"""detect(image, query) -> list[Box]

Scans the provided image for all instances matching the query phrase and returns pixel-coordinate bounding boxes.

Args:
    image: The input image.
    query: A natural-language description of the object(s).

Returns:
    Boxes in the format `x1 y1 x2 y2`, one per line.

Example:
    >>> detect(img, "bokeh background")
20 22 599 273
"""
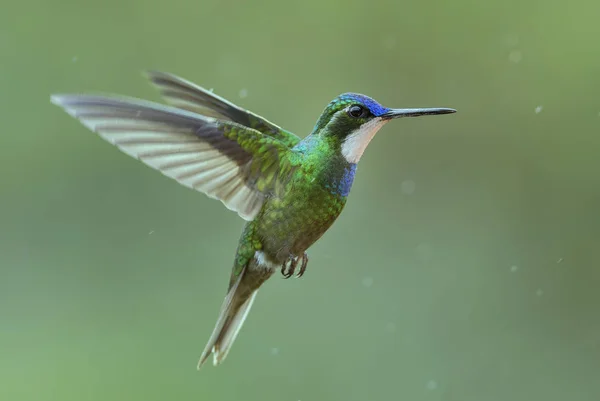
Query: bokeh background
2 0 600 400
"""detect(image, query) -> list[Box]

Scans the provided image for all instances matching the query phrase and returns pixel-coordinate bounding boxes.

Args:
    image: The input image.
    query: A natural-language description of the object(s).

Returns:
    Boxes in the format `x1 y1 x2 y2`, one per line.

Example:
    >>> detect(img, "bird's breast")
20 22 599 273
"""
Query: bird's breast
256 176 348 261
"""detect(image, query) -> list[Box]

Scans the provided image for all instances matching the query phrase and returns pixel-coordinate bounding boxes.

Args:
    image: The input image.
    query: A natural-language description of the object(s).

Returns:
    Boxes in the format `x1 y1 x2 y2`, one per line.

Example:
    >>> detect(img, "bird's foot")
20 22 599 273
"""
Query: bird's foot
297 252 308 278
281 253 308 279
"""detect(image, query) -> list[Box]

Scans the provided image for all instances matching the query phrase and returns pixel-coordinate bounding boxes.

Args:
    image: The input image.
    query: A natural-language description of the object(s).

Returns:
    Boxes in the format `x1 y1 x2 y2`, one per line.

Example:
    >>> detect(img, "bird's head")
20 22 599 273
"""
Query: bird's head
312 93 455 163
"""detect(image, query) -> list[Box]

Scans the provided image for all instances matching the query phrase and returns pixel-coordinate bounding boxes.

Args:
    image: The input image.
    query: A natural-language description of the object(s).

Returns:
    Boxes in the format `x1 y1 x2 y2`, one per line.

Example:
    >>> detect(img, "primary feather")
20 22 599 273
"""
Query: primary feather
50 93 294 220
145 71 301 148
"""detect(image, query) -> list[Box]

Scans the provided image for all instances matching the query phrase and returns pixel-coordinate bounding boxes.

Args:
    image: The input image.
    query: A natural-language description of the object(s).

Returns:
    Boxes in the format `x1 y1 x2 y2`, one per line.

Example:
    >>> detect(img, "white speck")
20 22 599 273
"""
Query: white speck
361 276 374 288
385 322 396 333
148 230 154 235
535 106 543 114
426 380 438 390
383 36 396 49
536 288 544 297
270 347 279 356
510 265 519 272
72 56 78 63
401 180 416 195
509 50 522 63
238 88 248 98
557 258 563 264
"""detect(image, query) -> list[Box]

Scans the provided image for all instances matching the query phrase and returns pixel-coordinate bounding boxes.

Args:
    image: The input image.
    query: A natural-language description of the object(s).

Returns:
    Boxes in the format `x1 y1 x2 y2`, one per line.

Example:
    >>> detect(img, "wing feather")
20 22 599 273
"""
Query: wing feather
145 71 302 148
51 94 295 220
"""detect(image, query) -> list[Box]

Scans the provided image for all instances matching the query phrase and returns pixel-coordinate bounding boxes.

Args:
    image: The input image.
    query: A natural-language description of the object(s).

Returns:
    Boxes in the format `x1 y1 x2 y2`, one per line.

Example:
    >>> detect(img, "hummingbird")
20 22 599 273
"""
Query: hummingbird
50 71 455 368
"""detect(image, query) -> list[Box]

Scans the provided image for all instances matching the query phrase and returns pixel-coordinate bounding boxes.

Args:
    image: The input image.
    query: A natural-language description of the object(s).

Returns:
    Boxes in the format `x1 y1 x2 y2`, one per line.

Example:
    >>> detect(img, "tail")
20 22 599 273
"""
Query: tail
197 265 261 368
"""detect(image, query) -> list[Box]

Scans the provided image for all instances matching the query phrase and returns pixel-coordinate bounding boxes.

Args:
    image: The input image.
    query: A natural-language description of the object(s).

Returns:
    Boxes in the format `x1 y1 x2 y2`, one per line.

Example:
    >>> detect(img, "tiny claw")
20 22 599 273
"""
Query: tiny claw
281 256 298 279
281 262 291 278
296 253 308 278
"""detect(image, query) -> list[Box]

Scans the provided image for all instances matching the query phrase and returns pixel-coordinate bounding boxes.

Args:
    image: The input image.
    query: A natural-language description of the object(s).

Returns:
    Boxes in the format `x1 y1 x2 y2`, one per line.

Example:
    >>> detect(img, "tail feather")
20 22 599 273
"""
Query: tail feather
212 291 258 365
197 266 259 368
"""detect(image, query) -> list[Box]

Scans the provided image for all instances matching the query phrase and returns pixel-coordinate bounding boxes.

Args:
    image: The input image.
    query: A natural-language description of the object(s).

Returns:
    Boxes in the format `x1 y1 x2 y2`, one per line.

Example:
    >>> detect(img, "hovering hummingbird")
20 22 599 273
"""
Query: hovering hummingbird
51 71 455 368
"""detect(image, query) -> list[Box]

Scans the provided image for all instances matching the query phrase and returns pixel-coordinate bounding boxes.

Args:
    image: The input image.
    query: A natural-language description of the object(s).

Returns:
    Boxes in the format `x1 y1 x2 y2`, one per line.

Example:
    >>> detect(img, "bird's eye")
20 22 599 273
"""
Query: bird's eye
347 105 367 118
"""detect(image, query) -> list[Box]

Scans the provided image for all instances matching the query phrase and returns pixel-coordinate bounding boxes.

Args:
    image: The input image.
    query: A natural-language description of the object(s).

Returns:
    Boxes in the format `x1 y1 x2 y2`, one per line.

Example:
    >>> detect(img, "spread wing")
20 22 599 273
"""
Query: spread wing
51 94 298 221
145 71 301 148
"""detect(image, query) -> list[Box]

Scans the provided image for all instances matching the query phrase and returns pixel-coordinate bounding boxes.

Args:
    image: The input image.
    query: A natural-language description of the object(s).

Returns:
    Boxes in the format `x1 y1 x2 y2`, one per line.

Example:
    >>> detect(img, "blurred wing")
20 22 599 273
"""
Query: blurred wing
145 71 301 148
51 94 296 221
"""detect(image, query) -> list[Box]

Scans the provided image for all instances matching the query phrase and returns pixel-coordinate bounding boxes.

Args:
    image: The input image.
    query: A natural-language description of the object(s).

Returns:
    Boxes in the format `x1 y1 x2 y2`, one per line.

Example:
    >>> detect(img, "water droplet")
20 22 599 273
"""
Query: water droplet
270 347 279 355
510 265 519 272
361 276 374 288
72 56 78 63
557 258 563 264
208 88 214 93
238 88 248 98
509 50 522 63
536 289 543 297
401 180 416 195
148 230 155 235
535 106 543 114
426 380 438 390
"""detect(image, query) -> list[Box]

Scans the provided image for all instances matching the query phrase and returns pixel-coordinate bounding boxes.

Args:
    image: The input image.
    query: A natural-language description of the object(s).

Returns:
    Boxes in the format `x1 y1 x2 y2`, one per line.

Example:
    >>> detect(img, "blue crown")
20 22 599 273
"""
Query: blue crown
338 93 390 117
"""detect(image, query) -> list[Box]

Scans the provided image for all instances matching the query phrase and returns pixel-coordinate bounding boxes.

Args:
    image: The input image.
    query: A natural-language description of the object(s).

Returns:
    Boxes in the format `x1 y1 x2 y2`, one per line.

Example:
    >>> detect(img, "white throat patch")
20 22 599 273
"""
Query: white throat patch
341 118 387 163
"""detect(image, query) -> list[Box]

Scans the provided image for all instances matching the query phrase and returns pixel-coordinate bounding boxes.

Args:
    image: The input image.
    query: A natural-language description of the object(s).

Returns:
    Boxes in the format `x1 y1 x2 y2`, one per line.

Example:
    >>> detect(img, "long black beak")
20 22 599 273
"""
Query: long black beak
380 107 456 120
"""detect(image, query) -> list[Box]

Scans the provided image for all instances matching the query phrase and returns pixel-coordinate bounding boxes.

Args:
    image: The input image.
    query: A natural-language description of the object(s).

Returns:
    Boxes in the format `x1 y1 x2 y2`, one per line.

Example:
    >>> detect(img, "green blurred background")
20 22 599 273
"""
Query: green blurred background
2 0 600 400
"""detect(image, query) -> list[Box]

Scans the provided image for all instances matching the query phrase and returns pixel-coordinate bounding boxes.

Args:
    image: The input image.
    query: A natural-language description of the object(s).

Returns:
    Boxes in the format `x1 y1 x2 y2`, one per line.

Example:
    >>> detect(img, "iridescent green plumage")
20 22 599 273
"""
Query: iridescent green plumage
51 71 455 369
